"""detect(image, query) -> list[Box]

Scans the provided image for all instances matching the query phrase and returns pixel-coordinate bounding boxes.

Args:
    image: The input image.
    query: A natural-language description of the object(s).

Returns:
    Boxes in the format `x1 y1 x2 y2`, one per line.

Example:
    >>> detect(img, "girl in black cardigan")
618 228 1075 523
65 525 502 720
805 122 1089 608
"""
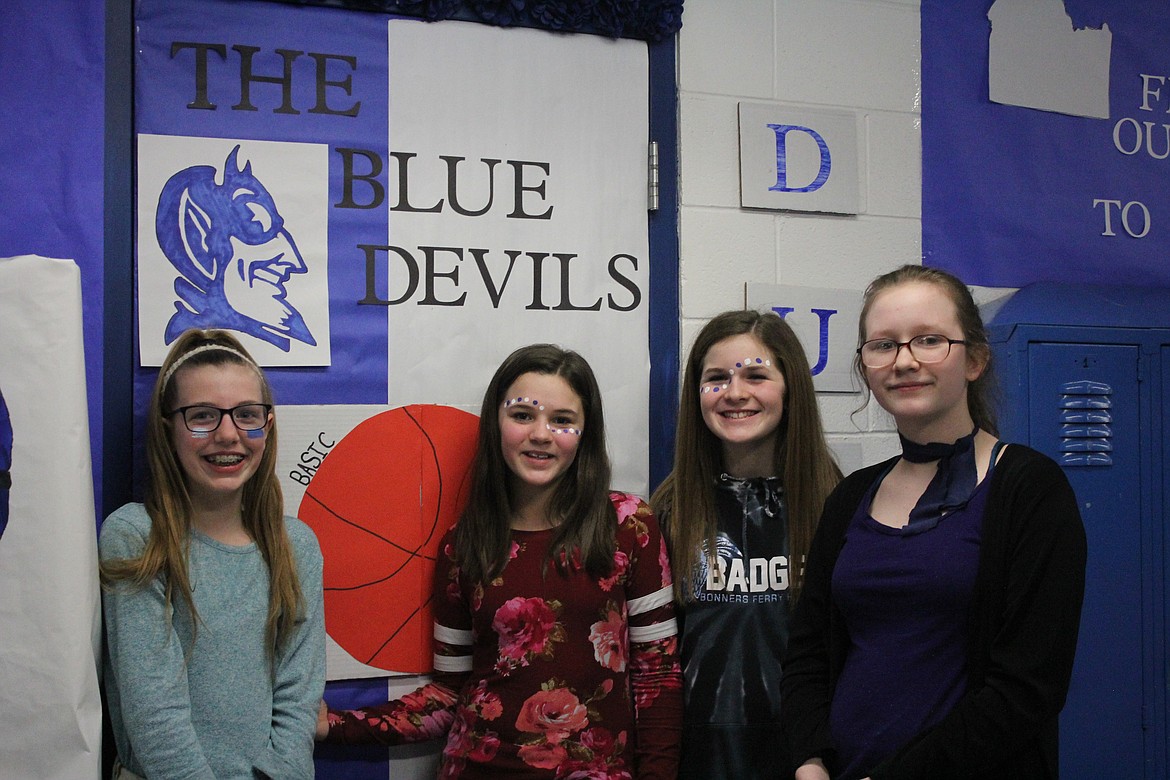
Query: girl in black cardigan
782 265 1086 779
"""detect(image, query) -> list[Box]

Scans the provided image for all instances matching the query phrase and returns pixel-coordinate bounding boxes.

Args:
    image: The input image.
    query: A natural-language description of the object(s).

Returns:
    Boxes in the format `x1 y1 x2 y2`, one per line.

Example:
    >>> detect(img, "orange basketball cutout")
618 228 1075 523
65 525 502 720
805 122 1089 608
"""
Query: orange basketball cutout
299 405 479 674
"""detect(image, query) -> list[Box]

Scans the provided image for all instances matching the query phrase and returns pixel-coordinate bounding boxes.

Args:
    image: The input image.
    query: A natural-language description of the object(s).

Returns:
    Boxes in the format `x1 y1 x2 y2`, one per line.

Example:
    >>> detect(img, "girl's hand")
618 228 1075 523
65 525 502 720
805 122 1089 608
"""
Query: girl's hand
315 700 329 741
795 758 830 780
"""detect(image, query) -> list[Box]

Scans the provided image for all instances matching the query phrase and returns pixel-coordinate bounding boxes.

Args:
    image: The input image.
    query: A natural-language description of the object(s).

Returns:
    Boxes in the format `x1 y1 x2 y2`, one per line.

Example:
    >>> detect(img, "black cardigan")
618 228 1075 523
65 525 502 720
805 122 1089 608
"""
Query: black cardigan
781 445 1087 779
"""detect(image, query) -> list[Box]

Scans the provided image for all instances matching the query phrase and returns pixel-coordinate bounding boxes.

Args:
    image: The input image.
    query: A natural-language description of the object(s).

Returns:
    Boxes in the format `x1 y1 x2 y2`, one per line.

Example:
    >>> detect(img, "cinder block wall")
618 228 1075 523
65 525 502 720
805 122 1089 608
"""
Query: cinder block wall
676 0 924 470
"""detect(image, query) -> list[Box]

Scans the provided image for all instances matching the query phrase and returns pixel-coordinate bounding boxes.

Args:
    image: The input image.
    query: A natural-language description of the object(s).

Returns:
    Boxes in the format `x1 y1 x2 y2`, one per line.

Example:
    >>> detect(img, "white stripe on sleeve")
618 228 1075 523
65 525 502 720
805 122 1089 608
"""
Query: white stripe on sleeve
433 653 473 673
434 623 473 646
628 584 673 617
629 617 678 644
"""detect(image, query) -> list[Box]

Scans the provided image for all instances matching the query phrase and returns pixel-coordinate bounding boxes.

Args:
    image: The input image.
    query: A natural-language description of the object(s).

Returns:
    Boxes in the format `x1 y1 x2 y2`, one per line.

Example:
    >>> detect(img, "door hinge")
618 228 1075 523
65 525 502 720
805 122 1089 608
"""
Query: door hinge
648 140 659 212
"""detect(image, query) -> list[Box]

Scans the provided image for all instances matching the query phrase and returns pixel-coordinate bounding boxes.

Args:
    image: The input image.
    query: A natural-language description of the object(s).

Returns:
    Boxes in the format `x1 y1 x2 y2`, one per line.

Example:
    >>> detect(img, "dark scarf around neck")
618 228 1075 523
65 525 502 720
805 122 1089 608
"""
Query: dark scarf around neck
898 426 979 532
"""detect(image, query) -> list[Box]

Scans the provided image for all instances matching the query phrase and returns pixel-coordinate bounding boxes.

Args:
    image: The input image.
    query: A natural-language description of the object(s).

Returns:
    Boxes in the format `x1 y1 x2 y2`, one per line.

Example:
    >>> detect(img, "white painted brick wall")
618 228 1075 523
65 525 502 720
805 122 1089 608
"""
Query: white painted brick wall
677 0 924 468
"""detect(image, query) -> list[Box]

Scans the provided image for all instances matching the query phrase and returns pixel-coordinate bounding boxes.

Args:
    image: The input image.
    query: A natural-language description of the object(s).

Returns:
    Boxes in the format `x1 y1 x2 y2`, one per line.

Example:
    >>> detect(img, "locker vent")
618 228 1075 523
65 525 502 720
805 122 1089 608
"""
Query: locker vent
1058 380 1112 466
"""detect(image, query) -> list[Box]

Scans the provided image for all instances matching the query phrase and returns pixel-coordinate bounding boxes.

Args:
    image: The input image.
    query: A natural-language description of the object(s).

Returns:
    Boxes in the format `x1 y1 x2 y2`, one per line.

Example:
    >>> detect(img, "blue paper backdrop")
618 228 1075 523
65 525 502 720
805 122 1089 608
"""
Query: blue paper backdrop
0 0 106 513
923 0 1170 288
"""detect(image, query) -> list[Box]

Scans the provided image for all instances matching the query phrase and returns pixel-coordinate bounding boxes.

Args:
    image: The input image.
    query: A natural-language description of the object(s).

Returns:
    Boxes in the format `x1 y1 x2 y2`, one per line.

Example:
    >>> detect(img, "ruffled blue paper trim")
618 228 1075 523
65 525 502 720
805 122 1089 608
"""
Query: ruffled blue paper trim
262 0 684 41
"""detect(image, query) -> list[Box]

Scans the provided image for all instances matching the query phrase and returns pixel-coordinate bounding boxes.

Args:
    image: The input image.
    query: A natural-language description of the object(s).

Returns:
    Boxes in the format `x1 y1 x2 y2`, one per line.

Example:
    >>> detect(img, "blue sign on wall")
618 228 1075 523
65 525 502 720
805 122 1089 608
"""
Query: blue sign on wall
923 0 1170 288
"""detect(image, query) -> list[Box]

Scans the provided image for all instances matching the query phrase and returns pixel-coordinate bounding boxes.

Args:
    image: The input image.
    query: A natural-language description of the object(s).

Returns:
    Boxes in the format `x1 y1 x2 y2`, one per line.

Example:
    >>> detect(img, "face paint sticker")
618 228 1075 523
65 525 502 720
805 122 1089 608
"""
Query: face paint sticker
700 357 773 393
546 423 582 436
503 394 578 434
504 396 545 411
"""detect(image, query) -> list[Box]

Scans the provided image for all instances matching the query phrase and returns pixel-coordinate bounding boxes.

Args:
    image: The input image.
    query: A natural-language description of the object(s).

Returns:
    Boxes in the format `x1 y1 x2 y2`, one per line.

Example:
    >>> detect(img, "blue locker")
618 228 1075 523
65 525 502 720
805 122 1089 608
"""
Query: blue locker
987 283 1169 779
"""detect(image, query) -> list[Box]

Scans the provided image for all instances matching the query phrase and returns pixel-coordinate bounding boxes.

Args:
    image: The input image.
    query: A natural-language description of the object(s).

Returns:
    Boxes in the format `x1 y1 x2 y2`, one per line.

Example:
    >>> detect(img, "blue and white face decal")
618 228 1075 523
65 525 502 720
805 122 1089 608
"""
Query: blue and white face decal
0 387 11 540
155 145 317 352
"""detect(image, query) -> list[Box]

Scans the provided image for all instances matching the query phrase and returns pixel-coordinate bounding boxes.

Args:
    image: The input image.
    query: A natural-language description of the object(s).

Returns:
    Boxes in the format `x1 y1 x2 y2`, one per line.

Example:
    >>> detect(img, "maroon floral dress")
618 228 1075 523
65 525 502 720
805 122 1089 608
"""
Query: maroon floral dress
327 492 683 779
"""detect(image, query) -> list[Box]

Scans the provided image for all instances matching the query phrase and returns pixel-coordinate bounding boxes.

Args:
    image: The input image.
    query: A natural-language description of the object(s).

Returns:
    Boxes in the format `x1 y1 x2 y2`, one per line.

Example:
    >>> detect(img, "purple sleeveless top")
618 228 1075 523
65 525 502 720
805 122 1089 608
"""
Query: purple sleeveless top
828 468 991 779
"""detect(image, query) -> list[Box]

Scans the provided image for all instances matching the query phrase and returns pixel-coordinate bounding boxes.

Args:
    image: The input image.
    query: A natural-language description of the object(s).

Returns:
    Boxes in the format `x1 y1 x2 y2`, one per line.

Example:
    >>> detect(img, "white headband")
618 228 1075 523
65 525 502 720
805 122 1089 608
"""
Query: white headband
161 344 261 390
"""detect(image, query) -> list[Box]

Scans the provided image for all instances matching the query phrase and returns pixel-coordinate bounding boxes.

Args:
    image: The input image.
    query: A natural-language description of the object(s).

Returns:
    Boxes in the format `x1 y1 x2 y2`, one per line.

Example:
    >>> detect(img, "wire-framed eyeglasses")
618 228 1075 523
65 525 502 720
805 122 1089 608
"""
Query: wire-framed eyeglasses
168 404 273 433
857 334 967 369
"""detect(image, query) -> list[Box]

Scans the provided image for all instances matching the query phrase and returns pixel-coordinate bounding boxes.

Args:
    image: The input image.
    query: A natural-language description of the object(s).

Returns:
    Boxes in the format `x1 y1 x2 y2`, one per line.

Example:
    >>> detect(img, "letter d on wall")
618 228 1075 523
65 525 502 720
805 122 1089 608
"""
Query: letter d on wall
738 102 862 215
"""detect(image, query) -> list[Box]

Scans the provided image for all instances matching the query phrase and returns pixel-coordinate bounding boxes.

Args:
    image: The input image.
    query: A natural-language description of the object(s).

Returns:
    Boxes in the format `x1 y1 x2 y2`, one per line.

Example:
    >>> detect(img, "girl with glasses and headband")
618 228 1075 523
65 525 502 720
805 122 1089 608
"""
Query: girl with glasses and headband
318 344 683 778
100 328 325 779
782 265 1086 779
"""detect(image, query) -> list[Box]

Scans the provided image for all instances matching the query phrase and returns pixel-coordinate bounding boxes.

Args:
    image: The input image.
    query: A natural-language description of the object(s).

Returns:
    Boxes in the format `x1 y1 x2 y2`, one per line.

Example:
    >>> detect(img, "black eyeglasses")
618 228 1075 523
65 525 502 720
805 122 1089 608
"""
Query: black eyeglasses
857 334 967 368
168 404 272 433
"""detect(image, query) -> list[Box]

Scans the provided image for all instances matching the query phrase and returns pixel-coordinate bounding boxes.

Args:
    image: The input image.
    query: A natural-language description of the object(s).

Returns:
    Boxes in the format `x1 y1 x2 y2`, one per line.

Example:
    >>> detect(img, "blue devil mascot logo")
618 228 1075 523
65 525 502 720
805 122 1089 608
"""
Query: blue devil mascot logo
156 145 317 351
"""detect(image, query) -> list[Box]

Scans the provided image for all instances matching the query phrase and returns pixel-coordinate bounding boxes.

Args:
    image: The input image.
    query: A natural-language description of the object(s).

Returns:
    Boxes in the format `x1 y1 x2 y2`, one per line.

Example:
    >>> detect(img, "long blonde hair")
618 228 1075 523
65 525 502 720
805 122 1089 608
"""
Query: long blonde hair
652 310 842 603
100 329 304 655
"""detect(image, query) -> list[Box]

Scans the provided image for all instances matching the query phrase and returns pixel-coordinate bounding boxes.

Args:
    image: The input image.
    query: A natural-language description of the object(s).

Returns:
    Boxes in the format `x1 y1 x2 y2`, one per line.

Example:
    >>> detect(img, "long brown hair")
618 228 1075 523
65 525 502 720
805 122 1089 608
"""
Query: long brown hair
100 329 305 656
454 344 617 585
652 310 842 602
854 264 999 436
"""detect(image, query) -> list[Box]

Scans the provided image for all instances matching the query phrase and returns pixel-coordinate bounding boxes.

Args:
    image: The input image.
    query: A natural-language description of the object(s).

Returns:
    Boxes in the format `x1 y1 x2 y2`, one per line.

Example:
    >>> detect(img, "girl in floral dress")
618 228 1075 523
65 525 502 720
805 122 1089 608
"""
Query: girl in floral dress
321 344 683 779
